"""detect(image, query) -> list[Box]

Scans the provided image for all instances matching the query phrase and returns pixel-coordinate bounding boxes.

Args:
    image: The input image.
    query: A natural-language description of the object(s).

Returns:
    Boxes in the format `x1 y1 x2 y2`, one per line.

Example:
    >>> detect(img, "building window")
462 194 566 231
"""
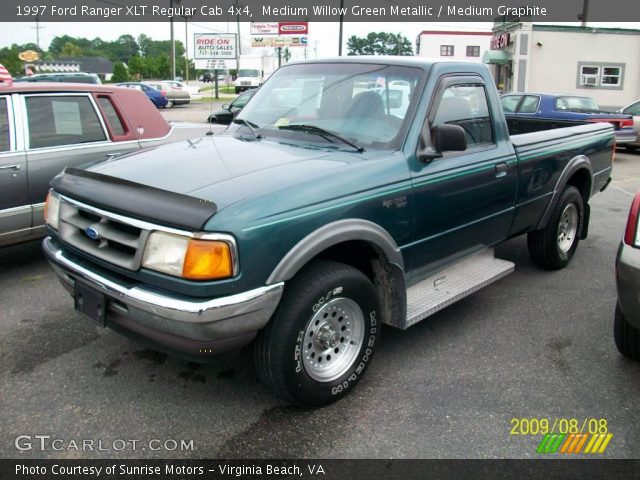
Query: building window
466 46 480 57
578 63 624 88
601 66 622 86
440 45 454 56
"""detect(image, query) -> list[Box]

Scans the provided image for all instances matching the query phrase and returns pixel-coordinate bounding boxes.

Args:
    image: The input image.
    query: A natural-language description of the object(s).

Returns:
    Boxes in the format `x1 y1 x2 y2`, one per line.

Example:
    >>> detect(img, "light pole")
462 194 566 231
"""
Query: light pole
182 16 192 82
338 0 344 56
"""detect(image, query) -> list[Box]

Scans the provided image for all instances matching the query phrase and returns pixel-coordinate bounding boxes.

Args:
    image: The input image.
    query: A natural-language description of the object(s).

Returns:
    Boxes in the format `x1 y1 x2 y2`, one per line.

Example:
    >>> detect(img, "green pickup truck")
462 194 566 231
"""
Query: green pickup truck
43 58 614 406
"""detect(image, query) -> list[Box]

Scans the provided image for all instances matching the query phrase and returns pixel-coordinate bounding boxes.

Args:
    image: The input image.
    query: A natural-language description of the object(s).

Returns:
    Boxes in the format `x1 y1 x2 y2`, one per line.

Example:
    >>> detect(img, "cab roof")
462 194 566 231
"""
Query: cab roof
0 82 120 94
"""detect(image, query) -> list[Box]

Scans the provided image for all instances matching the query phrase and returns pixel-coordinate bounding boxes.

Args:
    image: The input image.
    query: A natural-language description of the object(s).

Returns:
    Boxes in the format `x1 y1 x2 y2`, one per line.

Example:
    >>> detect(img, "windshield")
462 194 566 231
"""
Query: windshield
555 96 600 112
237 69 260 77
236 62 424 149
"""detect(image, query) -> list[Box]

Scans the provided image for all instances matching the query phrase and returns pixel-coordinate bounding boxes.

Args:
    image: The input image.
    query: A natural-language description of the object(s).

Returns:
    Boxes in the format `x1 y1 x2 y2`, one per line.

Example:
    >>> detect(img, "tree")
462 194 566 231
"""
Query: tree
127 55 144 80
111 62 129 82
61 42 83 57
347 32 413 56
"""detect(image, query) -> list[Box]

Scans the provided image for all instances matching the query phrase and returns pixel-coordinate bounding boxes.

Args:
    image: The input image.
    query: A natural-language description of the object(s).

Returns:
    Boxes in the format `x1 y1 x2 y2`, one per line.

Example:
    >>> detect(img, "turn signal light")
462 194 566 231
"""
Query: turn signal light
182 239 233 280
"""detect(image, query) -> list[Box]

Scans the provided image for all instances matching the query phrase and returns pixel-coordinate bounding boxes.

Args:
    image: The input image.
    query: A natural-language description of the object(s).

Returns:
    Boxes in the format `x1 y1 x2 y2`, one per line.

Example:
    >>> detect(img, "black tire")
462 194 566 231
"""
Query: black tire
527 186 584 270
234 87 240 94
614 303 640 360
254 260 381 407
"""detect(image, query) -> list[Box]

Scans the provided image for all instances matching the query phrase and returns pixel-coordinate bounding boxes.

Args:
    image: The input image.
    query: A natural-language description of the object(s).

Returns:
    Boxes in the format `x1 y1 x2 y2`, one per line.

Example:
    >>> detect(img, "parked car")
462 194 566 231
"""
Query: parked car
500 93 636 144
618 100 640 150
207 89 256 124
615 191 640 360
0 82 209 247
115 82 168 108
43 58 614 407
146 81 190 107
13 72 102 84
161 80 201 100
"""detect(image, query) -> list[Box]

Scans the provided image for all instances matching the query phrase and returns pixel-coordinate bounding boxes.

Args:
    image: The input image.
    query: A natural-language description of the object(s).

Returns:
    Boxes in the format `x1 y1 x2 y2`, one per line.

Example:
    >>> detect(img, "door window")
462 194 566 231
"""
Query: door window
519 95 540 113
623 101 640 116
97 96 126 136
500 95 521 113
25 95 106 149
0 98 9 152
433 84 494 147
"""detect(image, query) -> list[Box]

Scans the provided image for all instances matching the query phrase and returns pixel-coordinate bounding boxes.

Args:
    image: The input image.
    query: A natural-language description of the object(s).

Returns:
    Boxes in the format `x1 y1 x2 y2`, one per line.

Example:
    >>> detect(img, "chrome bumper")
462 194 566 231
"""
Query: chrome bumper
43 236 283 353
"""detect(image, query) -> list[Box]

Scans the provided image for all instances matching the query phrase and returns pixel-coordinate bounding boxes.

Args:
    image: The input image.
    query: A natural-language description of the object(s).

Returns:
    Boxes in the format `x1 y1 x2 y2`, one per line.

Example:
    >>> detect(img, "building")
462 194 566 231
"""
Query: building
31 56 114 81
416 30 492 62
484 22 640 109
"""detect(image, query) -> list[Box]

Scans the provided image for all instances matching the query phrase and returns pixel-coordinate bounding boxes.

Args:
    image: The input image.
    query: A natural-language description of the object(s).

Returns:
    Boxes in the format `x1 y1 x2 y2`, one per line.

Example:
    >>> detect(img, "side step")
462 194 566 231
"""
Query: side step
403 248 514 329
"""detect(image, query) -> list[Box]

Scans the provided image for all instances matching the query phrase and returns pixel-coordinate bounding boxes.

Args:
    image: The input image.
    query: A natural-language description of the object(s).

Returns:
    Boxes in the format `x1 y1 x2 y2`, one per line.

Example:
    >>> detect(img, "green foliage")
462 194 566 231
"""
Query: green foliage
111 62 130 82
347 32 414 56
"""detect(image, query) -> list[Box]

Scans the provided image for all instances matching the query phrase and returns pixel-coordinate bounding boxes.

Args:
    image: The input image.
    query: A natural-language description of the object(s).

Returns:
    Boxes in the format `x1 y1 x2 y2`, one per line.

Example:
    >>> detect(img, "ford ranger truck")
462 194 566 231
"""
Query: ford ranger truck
43 58 614 407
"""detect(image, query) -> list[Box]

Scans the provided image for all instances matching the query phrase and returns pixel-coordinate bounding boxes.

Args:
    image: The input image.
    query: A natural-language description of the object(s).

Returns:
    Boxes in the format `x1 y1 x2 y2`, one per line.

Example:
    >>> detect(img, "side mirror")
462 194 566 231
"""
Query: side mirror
418 124 467 162
222 104 230 110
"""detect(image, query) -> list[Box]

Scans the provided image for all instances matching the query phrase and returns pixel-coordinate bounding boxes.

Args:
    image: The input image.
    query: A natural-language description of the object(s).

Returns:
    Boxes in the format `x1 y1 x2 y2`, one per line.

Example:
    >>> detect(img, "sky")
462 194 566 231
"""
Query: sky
0 21 503 59
1 21 639 60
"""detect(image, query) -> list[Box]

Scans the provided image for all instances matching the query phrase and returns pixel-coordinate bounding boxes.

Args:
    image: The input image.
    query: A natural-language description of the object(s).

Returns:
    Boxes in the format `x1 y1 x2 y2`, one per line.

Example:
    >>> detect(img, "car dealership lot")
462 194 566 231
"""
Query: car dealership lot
2 151 640 459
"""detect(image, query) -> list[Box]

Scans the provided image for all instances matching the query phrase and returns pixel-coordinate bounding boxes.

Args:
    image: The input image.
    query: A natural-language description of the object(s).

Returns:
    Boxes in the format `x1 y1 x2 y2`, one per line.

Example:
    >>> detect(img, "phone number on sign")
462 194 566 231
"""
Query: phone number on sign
510 418 609 435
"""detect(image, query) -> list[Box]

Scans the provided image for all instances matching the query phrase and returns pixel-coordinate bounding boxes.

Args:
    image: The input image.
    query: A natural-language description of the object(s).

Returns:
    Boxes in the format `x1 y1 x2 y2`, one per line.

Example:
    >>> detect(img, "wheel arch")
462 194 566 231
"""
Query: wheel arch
536 155 593 231
266 219 407 327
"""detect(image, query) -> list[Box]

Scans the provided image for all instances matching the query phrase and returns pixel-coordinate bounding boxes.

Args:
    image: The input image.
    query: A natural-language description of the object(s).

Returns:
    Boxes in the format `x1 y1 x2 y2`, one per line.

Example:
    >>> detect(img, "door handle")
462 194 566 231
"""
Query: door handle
105 153 122 160
0 164 21 171
495 162 509 178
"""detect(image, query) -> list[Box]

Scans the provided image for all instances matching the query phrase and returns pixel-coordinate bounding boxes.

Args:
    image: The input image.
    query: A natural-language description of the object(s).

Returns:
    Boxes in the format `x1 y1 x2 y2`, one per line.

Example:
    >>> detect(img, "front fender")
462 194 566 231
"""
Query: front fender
266 219 404 284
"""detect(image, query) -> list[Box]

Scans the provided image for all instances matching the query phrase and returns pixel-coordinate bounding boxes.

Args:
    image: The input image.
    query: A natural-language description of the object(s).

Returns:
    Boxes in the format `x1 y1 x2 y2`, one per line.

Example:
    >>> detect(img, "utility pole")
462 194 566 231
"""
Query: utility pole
31 15 45 50
182 17 191 82
338 0 344 56
236 0 242 73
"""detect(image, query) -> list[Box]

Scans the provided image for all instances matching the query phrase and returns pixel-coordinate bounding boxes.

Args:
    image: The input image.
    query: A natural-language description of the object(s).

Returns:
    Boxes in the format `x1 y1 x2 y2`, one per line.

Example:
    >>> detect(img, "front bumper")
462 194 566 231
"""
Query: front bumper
43 236 284 356
616 240 640 329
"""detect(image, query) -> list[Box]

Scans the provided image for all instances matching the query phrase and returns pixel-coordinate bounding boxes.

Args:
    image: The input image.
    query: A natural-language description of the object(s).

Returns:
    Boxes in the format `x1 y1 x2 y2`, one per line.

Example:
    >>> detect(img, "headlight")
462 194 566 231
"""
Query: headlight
44 192 60 230
142 231 234 280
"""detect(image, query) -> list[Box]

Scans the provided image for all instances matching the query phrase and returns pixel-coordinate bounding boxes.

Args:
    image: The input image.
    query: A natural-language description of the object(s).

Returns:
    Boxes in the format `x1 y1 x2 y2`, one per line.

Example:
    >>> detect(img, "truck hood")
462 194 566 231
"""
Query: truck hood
88 134 371 212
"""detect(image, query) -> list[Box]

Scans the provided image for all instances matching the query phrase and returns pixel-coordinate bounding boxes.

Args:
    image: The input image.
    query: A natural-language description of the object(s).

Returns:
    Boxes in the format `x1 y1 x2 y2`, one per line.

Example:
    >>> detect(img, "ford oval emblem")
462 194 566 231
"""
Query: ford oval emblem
85 226 100 240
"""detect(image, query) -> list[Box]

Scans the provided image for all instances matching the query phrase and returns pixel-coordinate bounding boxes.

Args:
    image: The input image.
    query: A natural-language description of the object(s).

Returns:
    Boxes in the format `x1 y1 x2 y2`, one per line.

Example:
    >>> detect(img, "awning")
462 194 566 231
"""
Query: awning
482 50 512 65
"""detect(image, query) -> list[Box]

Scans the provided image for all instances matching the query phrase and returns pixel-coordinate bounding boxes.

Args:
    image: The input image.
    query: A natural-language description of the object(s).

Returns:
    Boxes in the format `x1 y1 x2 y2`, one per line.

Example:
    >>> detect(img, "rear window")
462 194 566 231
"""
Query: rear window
25 95 106 149
555 96 599 112
0 98 9 152
97 96 126 136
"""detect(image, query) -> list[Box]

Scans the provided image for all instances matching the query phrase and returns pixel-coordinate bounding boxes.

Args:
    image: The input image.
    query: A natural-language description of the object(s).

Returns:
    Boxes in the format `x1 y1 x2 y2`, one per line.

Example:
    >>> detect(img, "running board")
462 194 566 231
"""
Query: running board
402 249 514 329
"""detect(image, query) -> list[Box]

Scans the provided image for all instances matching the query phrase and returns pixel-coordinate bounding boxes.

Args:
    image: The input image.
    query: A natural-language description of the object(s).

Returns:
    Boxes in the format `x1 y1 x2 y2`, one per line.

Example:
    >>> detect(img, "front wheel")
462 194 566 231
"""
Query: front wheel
254 260 381 407
527 186 584 270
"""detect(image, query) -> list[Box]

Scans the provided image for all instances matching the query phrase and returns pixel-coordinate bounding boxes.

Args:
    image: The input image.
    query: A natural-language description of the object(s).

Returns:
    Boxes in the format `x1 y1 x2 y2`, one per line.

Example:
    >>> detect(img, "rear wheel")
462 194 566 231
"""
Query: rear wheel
254 260 381 407
614 303 640 360
528 186 583 269
235 87 241 94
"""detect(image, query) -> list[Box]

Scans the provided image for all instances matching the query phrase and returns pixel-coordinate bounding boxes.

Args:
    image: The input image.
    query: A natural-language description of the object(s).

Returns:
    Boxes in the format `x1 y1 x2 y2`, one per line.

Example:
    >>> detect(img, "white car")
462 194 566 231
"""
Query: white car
160 80 202 100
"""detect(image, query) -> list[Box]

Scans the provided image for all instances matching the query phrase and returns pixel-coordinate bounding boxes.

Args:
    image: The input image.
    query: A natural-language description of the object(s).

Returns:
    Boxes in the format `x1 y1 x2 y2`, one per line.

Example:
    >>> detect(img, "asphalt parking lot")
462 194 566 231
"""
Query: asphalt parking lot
2 150 640 459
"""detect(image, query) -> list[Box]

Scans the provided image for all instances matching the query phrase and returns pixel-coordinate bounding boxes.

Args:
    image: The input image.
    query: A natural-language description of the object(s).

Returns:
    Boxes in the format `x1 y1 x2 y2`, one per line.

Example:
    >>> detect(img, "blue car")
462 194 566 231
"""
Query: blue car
116 82 168 108
501 92 637 144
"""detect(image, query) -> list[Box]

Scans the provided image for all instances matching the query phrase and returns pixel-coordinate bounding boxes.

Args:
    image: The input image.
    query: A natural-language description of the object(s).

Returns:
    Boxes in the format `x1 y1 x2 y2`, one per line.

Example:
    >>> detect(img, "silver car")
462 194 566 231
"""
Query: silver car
619 100 640 151
615 191 640 359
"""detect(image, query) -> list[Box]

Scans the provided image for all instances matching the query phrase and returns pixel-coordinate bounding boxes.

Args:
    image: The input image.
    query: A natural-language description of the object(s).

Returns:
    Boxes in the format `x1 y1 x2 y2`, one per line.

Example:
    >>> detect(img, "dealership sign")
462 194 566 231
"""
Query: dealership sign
251 36 308 48
250 22 309 36
18 50 39 62
491 32 511 50
193 33 237 60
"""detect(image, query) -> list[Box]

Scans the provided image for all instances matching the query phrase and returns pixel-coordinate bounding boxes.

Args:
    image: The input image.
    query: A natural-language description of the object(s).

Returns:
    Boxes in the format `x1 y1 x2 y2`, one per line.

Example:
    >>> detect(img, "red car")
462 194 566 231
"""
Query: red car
0 82 209 247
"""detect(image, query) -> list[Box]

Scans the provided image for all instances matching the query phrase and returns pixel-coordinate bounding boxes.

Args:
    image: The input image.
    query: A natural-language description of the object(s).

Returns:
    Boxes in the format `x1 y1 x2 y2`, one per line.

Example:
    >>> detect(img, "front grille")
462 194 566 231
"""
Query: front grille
240 81 252 86
58 199 150 271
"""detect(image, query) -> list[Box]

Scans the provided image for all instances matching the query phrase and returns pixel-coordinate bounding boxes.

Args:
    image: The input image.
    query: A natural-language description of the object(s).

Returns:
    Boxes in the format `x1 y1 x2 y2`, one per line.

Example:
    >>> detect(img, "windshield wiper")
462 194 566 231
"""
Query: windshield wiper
278 124 365 152
233 118 262 139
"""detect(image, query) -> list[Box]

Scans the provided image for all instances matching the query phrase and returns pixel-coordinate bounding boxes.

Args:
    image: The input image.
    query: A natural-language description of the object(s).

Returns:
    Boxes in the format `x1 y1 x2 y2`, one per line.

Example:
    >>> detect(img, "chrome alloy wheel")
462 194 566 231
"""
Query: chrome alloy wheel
558 203 578 253
302 298 365 382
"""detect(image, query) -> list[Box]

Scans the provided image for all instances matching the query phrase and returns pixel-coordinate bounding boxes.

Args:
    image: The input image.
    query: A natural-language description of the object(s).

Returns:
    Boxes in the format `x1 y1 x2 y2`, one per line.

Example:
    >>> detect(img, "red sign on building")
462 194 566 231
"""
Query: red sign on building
278 22 309 35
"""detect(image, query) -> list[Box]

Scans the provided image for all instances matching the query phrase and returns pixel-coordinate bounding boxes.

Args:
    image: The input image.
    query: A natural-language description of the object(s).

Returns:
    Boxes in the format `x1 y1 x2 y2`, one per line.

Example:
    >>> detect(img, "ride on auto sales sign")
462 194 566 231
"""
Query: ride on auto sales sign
193 33 237 59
